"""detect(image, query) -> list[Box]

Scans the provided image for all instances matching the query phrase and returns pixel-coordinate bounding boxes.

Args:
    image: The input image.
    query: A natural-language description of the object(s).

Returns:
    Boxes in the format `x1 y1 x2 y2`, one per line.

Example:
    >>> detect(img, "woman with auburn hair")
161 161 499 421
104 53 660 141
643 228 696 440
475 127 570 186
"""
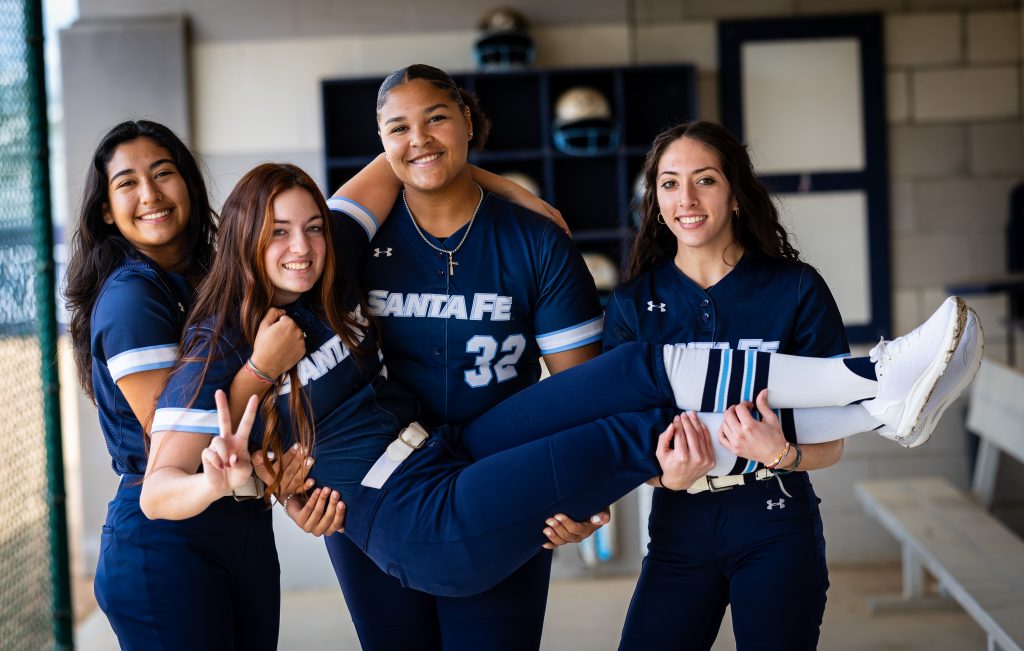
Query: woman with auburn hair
606 120 981 650
63 121 331 651
146 161 978 618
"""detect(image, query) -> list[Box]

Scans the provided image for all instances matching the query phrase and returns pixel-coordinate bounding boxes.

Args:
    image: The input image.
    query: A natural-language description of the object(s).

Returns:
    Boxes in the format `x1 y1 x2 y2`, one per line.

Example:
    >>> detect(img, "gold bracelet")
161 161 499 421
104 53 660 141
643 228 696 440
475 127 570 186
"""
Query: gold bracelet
775 444 803 475
766 441 791 470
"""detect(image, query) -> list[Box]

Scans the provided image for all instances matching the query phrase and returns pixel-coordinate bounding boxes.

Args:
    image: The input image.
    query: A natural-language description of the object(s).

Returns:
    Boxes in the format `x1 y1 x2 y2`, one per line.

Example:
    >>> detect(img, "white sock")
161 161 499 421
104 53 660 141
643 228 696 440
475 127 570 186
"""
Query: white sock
765 355 877 408
790 405 882 443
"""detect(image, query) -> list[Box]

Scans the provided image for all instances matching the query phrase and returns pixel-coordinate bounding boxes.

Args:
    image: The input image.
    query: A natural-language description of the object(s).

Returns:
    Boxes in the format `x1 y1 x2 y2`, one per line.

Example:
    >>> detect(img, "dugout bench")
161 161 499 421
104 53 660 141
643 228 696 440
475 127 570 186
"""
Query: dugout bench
856 358 1024 651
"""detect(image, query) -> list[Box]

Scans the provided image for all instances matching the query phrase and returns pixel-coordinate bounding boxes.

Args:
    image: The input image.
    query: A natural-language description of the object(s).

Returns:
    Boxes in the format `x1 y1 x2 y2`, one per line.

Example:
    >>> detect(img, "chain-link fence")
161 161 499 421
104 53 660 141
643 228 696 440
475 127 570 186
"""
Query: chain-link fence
1 0 71 648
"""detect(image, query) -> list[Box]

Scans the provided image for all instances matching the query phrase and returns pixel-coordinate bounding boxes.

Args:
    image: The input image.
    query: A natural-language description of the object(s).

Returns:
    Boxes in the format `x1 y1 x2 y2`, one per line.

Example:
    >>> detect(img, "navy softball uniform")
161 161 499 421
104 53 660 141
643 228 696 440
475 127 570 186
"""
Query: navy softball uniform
606 254 849 651
91 255 279 651
323 192 604 650
153 303 704 596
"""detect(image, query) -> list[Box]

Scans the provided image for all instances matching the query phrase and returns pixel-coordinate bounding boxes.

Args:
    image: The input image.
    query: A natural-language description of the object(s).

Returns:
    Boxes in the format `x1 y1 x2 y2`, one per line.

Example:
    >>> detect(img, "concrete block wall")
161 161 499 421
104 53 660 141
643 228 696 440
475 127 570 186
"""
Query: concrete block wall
64 0 1023 582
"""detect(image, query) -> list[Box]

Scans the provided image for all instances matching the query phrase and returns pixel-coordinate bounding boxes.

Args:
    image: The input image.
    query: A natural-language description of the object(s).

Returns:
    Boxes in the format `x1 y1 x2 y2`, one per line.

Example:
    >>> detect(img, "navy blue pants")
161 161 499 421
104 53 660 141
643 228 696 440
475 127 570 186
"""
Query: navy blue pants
326 533 551 650
342 342 679 597
618 474 829 651
94 476 280 651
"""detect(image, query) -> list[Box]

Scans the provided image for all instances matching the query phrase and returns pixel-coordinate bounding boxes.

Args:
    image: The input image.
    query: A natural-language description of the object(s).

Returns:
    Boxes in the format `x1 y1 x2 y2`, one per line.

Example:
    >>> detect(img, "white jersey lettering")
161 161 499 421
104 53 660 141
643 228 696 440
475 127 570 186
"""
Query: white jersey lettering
367 290 515 322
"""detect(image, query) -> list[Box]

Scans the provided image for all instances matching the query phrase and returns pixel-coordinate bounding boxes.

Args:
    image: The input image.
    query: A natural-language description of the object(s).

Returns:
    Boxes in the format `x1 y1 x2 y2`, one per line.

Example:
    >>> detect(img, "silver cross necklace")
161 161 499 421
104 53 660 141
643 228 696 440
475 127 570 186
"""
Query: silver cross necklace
402 183 484 277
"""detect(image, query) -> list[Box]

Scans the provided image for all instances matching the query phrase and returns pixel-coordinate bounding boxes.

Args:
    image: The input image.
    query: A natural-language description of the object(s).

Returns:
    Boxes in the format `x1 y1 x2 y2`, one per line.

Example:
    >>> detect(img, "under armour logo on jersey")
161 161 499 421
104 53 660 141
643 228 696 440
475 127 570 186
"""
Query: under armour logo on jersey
767 498 786 511
647 301 666 312
373 247 393 258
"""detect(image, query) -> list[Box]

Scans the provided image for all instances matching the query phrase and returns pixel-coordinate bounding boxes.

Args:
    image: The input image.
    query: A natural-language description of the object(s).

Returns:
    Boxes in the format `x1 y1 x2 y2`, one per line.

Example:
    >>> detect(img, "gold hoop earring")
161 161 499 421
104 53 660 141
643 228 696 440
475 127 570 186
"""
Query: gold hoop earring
657 212 666 225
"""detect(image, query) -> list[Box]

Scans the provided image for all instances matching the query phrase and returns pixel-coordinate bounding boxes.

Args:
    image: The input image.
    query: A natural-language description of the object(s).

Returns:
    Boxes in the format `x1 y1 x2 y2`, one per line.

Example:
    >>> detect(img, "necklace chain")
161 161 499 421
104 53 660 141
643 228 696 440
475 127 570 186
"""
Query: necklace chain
402 183 484 276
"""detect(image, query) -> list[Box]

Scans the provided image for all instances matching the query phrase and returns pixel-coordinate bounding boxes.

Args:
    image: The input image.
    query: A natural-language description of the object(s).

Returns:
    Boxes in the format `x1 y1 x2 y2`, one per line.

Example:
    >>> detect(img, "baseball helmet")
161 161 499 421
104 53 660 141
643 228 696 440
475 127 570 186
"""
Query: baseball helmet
500 171 542 197
581 252 619 291
552 86 619 156
474 7 535 69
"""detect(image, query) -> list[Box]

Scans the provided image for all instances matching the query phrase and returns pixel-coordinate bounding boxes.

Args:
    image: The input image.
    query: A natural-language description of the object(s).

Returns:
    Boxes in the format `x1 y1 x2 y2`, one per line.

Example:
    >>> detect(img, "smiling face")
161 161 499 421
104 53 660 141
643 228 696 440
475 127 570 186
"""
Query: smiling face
655 136 738 256
264 186 327 306
377 79 473 194
102 137 191 269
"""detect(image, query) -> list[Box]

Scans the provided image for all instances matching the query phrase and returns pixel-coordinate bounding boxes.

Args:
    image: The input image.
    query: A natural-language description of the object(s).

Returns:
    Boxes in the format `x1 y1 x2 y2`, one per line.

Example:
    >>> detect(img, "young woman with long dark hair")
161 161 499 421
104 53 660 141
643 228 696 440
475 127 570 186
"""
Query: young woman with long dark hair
607 121 983 650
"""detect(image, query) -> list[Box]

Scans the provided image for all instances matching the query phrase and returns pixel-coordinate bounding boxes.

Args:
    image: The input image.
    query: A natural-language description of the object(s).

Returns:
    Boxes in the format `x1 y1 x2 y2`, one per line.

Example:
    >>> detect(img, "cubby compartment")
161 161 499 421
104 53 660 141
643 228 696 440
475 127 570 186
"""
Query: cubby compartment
621 66 698 149
321 64 697 250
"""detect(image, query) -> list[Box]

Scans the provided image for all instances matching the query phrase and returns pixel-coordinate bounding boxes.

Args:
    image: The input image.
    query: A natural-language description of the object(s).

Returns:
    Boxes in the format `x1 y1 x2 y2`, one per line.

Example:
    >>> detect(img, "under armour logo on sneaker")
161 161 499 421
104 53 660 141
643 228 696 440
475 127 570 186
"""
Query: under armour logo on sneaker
767 499 786 511
373 247 393 258
647 301 666 312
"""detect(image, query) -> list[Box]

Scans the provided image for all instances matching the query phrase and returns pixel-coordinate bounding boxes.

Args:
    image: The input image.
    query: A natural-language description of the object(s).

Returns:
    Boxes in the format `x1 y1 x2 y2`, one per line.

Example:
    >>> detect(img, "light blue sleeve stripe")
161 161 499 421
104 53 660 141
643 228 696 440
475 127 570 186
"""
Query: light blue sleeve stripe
328 196 378 240
151 408 219 434
540 333 603 355
108 344 178 382
536 315 604 354
743 459 758 474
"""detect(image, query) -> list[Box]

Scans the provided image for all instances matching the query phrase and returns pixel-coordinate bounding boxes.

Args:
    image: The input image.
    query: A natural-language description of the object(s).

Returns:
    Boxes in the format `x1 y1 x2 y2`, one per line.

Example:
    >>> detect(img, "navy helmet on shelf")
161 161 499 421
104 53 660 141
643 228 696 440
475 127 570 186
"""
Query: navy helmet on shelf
474 7 535 70
552 86 619 156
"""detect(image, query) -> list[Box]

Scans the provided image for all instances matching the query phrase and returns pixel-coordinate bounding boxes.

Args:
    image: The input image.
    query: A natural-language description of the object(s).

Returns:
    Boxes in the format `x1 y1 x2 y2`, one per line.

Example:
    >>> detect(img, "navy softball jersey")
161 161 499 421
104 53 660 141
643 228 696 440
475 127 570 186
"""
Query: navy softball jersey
605 254 849 651
153 302 692 595
322 192 604 651
348 192 604 427
91 255 278 651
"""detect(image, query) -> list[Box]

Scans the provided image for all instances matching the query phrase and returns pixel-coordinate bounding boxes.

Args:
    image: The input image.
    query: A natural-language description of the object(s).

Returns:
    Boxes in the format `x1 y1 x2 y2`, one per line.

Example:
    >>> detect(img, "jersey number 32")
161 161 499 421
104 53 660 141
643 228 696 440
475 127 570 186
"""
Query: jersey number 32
464 334 526 387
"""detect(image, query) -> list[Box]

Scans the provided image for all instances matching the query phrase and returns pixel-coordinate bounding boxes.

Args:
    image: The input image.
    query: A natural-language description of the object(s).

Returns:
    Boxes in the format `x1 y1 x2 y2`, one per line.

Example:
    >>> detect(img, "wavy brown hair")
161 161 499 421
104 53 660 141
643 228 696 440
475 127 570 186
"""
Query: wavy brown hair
629 121 800 278
174 163 369 500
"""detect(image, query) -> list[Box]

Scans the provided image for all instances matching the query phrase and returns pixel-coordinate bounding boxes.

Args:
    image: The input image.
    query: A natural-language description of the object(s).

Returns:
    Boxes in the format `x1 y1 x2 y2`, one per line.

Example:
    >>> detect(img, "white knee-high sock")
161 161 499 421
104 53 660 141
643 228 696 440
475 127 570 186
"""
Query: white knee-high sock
662 345 878 412
789 405 881 443
766 355 878 408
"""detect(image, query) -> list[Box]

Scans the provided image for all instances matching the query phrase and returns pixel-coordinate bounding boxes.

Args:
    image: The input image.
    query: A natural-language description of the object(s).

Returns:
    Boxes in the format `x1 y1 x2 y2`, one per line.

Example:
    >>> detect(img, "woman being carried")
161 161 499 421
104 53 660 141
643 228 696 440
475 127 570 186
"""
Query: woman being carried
143 161 981 599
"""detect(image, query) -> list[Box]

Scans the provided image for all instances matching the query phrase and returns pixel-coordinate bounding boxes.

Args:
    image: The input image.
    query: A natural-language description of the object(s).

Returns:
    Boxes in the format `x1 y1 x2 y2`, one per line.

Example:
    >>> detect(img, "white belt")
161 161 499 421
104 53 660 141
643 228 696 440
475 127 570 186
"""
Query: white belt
686 468 775 494
361 422 430 489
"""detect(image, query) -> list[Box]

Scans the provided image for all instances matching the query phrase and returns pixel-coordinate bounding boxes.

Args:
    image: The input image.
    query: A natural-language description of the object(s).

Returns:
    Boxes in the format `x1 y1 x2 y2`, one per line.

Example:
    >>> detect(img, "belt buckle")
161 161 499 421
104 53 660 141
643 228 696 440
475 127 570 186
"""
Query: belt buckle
707 476 736 493
398 422 428 450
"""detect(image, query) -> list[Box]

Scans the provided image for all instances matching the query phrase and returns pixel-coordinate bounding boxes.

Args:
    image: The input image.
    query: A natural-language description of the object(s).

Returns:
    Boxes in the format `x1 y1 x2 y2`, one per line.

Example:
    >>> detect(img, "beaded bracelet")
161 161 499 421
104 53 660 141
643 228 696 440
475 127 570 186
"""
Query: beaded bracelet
281 492 301 513
766 441 791 470
774 444 803 475
245 358 275 384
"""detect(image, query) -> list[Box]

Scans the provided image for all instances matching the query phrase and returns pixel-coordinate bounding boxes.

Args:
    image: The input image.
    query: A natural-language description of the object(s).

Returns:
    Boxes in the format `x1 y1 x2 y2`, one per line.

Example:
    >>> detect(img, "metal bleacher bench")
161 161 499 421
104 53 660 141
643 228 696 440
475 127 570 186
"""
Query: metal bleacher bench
856 359 1024 651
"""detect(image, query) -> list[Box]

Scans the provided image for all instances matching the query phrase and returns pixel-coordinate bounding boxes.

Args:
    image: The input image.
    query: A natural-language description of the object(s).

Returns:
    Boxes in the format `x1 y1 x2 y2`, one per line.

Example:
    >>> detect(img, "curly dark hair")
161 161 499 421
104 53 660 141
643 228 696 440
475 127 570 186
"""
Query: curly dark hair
376 63 491 151
628 121 800 278
64 120 216 401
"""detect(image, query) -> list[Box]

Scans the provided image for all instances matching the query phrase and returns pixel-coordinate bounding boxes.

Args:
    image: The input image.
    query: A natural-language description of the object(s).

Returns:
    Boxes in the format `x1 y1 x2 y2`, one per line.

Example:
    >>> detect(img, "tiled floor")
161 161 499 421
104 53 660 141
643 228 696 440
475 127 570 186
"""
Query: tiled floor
77 564 987 650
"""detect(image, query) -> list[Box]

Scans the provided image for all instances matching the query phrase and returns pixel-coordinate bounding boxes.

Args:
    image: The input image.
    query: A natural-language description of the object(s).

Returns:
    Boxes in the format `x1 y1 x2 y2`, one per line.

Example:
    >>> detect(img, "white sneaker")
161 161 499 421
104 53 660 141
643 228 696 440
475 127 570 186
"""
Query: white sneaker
876 307 984 447
863 296 967 446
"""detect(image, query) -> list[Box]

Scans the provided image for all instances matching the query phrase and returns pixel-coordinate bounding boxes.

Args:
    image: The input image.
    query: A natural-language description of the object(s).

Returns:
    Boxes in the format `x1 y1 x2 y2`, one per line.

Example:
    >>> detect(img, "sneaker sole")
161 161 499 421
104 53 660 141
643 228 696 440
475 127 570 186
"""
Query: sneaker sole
892 297 968 446
902 307 984 448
